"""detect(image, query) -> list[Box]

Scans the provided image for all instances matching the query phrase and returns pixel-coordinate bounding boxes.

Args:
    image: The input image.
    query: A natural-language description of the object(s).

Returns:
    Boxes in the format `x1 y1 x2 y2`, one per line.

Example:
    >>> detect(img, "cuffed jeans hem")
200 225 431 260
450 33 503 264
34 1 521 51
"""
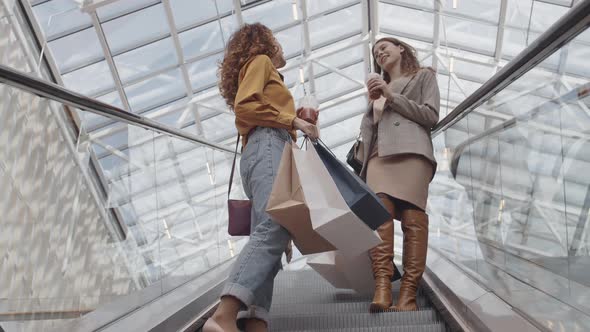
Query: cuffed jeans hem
237 306 270 327
221 282 255 308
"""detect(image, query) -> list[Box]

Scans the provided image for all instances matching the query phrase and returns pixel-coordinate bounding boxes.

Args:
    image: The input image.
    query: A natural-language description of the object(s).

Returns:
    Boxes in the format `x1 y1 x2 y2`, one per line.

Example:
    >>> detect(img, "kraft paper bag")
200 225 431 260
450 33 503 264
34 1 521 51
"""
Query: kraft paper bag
293 142 381 256
266 142 335 255
307 250 375 295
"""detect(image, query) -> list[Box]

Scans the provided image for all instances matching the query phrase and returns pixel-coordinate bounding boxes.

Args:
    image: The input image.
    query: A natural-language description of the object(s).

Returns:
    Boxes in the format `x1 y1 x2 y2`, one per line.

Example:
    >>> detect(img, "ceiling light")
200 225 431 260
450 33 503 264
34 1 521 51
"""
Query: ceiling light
299 66 305 84
228 240 235 257
162 219 171 239
452 0 458 9
292 0 299 20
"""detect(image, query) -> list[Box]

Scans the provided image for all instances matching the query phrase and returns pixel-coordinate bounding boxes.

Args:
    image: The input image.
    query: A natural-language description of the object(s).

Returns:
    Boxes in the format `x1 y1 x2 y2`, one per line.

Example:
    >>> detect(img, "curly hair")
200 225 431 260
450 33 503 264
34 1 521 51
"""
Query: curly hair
218 23 280 110
372 37 423 83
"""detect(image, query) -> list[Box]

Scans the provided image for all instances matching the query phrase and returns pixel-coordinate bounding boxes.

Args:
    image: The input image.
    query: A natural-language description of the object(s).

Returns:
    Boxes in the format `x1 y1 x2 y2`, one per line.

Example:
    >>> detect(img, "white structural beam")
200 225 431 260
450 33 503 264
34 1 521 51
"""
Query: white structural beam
369 0 379 46
432 0 441 70
162 0 205 136
232 0 244 26
299 0 316 94
494 0 508 65
361 0 371 77
89 12 131 111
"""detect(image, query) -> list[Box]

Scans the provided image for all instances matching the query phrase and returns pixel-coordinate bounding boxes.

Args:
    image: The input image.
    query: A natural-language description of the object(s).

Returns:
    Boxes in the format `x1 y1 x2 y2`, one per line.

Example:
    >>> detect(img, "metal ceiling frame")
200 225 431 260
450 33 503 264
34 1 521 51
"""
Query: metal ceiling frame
13 0 590 286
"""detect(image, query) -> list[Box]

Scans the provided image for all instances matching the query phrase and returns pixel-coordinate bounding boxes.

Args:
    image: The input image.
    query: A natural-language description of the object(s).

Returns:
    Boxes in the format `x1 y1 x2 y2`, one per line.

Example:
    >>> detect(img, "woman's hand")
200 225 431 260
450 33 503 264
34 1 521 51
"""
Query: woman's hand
366 77 394 100
293 117 319 141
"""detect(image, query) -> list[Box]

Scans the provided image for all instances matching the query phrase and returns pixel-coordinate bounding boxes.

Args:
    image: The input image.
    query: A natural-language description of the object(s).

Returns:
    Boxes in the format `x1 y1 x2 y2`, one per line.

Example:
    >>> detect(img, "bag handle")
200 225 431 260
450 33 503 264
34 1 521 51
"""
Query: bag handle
315 138 338 159
228 134 240 199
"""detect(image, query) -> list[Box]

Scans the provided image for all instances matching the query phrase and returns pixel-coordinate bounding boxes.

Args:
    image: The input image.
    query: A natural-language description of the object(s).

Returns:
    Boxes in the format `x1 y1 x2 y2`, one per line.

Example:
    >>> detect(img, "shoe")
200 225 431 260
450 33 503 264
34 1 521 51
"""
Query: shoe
391 209 428 311
369 195 395 312
203 319 224 332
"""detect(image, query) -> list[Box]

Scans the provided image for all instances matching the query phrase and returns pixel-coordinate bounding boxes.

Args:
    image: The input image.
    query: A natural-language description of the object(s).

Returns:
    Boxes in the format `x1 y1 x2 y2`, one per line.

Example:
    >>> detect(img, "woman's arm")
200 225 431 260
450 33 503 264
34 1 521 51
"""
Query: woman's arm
385 70 440 129
234 55 295 129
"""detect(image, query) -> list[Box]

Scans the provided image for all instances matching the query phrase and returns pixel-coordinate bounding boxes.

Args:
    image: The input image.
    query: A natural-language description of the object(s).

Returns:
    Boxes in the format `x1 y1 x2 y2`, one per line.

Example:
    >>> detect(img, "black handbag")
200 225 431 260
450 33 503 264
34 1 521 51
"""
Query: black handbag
346 134 364 174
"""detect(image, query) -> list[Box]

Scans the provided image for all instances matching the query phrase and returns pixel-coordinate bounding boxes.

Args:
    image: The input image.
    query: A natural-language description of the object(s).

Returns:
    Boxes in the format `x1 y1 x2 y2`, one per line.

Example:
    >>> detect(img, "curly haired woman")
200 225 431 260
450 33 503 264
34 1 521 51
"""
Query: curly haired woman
203 23 319 332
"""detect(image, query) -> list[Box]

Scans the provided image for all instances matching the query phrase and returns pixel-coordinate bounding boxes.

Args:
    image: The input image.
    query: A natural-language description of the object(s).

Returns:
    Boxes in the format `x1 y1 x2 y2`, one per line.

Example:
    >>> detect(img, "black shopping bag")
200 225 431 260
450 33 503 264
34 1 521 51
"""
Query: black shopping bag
312 140 391 230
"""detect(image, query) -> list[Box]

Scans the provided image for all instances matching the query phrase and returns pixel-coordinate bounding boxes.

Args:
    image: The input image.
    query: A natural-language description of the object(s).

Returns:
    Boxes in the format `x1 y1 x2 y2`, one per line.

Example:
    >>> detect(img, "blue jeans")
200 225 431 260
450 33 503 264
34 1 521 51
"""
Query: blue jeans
221 127 292 325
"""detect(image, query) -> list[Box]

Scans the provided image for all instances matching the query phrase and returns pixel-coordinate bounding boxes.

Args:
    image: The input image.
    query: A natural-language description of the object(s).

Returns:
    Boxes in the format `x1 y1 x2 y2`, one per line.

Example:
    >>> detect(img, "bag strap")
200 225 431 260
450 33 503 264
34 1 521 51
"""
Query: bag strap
228 134 240 199
316 138 338 159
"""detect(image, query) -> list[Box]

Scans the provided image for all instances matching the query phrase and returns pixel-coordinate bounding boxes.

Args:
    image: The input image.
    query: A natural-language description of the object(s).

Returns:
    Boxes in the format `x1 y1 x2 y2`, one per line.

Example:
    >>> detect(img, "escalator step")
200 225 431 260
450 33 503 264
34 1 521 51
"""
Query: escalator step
270 301 432 315
279 323 448 332
269 310 441 330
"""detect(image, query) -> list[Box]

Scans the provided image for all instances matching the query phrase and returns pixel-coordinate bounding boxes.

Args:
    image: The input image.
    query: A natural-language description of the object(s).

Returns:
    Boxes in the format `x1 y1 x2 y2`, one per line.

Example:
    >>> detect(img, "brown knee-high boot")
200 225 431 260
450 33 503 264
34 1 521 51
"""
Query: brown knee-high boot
392 209 429 311
369 194 395 312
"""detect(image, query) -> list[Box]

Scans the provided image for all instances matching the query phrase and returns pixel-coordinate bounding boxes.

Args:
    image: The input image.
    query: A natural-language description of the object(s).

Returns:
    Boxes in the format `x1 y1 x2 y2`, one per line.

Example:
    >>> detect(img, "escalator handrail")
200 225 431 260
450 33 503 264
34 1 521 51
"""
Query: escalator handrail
431 0 590 137
0 64 236 154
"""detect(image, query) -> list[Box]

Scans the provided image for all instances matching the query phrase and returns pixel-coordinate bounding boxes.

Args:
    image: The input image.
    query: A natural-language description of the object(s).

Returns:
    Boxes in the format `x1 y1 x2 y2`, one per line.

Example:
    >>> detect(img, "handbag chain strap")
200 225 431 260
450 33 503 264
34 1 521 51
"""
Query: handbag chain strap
228 134 240 199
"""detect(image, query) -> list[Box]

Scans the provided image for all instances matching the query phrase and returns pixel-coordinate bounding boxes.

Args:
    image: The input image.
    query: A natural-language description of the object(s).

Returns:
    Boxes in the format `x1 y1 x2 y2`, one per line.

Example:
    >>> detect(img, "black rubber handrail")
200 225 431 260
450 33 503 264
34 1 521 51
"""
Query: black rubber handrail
0 65 236 154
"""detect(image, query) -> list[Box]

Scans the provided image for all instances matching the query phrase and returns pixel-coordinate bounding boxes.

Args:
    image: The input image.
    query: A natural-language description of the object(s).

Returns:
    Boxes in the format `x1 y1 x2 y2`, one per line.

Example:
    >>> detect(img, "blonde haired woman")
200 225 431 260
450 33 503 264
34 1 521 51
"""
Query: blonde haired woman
360 37 440 312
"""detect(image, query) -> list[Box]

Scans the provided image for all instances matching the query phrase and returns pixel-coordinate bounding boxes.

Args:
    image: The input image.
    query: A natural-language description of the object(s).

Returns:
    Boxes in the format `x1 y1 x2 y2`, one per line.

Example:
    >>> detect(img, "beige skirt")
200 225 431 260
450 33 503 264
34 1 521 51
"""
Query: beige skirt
366 149 434 214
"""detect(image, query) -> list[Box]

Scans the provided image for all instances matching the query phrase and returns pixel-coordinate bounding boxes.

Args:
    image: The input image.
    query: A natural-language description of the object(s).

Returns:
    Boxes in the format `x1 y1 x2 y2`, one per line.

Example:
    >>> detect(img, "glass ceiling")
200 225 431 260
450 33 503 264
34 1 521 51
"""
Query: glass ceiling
23 0 586 279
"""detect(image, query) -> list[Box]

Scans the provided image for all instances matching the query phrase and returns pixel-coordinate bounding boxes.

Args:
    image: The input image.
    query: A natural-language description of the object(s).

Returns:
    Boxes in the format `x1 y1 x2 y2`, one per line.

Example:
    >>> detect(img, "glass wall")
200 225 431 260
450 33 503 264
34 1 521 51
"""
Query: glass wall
427 27 590 331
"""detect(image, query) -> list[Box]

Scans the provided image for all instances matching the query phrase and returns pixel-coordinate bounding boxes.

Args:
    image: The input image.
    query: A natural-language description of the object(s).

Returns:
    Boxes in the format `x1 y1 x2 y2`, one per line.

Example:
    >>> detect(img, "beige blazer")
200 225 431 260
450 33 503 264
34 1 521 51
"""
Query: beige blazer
359 68 440 179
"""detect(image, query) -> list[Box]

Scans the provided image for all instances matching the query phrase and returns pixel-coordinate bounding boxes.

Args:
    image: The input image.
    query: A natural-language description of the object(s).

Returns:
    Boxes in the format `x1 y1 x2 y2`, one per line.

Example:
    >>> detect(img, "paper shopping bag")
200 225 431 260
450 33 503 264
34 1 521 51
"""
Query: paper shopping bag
314 140 391 230
266 142 335 255
293 142 381 256
307 250 375 295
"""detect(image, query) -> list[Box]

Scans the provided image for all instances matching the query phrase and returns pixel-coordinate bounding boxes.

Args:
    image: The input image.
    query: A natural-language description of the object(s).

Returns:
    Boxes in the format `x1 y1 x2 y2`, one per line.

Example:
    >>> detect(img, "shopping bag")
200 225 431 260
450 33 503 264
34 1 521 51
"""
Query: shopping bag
307 250 375 295
314 140 390 230
266 142 336 255
294 141 381 256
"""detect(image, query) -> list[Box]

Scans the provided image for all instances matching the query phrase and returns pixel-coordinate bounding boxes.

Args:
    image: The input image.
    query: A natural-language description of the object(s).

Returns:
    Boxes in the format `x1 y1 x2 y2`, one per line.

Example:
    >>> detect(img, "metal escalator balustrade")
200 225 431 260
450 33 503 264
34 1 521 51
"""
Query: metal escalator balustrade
424 0 590 330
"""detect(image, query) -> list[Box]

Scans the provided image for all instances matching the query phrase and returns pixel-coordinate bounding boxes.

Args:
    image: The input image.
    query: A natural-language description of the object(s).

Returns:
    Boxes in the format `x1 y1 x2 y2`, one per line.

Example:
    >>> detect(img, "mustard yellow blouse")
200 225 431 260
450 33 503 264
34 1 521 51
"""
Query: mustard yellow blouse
234 54 297 146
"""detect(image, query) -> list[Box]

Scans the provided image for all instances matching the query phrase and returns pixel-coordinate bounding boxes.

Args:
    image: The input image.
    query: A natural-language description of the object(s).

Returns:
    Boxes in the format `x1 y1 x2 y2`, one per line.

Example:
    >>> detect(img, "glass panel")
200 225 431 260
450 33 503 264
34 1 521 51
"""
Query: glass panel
379 3 434 41
530 1 570 33
440 15 497 55
309 3 362 48
385 0 433 10
502 27 530 60
565 40 590 77
505 0 533 30
187 53 223 92
125 68 185 112
102 3 169 55
307 0 360 17
178 20 225 60
275 25 302 58
49 27 102 73
114 37 177 84
441 0 500 23
96 0 159 22
314 61 364 102
32 0 91 40
170 0 232 30
61 60 114 96
242 0 296 30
